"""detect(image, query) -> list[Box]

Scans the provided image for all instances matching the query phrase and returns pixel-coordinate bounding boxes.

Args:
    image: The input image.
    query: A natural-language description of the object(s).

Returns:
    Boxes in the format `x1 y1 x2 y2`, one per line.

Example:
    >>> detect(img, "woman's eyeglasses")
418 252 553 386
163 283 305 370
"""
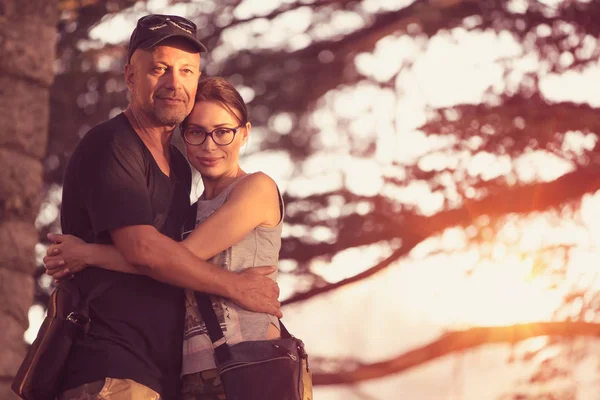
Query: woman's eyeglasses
182 125 244 146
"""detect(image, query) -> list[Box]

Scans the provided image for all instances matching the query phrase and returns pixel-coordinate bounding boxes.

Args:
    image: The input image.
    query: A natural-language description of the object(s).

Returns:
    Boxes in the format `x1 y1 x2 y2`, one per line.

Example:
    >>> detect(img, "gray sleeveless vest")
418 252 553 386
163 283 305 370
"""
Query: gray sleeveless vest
181 173 283 374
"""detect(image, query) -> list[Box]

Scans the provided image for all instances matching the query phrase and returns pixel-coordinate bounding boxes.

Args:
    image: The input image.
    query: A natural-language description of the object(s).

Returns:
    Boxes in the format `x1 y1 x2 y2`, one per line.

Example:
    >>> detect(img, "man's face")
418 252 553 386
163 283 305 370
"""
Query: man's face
126 38 201 126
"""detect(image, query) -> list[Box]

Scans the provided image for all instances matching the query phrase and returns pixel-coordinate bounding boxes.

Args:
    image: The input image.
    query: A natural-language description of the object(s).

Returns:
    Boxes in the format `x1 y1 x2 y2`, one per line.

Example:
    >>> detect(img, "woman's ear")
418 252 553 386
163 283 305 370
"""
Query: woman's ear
242 122 251 144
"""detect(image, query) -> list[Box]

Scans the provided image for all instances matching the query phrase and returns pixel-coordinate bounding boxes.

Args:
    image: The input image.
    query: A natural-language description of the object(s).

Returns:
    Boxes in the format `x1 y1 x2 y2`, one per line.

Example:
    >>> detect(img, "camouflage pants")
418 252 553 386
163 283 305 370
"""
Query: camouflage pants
182 363 313 400
181 369 226 400
58 378 161 400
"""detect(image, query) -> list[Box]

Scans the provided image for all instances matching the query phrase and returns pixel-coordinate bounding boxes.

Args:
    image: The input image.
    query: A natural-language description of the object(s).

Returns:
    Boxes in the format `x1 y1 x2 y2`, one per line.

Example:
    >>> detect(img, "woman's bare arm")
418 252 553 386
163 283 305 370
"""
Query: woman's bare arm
182 172 281 260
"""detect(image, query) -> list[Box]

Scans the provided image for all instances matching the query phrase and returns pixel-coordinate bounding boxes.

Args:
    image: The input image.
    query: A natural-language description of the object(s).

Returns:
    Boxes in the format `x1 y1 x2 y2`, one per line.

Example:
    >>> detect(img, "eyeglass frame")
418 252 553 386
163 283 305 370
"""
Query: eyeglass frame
138 14 197 35
182 124 246 146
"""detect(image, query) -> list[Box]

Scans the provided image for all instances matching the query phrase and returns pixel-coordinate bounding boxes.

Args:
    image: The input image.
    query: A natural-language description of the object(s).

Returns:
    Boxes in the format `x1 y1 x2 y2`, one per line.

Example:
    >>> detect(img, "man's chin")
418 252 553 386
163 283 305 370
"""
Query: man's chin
154 110 188 126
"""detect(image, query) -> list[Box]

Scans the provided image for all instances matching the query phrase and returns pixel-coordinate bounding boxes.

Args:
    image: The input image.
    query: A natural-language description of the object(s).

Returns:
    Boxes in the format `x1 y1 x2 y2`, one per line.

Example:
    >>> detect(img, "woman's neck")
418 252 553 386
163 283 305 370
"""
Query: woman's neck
201 166 246 200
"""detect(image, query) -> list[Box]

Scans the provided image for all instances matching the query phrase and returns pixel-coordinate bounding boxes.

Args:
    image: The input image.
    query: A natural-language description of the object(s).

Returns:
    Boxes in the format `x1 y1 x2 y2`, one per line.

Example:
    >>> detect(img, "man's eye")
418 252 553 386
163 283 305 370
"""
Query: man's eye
153 66 166 73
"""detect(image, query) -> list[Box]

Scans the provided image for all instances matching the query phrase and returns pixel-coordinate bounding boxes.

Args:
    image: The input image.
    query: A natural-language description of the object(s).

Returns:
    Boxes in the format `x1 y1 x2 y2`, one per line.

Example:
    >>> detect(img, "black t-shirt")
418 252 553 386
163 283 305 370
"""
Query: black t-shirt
60 113 192 400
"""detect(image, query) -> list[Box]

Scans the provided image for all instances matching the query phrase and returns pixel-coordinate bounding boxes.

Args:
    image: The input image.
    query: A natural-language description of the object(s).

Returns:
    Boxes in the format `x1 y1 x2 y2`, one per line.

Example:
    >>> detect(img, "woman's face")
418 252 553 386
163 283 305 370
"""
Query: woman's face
183 100 249 179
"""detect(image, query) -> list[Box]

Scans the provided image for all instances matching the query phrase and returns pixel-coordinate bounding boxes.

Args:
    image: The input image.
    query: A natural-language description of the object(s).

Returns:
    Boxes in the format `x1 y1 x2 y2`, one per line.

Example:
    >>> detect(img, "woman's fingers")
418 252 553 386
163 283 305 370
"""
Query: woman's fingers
44 256 65 271
46 244 61 257
47 233 68 243
51 268 72 279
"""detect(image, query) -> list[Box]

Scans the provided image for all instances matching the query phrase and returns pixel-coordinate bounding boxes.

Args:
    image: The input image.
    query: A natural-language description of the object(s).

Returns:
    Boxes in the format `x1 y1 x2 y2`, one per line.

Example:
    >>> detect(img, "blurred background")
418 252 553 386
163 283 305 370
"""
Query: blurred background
3 0 600 398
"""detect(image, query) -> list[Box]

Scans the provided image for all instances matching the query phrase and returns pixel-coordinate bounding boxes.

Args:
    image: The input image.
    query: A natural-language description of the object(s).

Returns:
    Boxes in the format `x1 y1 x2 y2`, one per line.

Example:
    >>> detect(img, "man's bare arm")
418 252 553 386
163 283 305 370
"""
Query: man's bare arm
112 225 281 317
44 228 282 318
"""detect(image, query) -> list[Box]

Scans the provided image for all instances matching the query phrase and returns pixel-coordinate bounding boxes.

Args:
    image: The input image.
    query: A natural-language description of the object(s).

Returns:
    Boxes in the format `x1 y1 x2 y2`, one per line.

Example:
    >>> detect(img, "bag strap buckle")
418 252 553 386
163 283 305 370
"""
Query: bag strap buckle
66 312 90 328
213 337 227 348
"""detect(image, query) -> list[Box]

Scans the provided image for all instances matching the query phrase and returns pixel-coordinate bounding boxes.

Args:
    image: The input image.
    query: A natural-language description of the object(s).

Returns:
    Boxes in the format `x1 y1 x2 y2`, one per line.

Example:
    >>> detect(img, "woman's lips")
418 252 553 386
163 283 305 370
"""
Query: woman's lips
196 157 220 167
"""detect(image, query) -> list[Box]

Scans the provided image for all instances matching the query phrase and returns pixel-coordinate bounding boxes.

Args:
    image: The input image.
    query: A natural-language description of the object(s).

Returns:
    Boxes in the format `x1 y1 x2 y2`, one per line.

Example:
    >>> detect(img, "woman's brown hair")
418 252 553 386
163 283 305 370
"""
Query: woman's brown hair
181 77 248 132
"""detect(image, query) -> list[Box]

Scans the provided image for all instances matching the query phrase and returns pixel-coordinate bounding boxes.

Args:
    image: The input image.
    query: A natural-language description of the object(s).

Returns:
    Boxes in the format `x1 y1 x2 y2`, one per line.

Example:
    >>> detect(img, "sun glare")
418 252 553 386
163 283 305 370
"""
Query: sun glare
427 208 600 328
445 256 562 327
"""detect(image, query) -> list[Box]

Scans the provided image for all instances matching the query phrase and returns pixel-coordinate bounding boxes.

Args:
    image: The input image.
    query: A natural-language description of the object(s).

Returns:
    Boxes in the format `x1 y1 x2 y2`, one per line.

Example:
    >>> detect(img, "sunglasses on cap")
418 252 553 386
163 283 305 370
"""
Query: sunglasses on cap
138 14 197 34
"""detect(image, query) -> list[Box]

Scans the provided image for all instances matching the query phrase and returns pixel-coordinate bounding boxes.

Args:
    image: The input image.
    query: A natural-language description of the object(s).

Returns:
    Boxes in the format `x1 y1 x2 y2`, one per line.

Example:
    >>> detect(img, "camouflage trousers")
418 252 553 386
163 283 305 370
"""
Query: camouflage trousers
181 369 226 400
57 378 161 400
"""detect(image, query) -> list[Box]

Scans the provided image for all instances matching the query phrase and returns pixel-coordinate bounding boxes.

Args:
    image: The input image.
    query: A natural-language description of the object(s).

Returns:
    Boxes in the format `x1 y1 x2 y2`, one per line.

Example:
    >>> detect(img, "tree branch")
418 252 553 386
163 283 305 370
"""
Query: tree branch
282 236 421 305
313 321 600 385
282 164 600 304
201 0 358 44
422 95 600 156
215 0 483 114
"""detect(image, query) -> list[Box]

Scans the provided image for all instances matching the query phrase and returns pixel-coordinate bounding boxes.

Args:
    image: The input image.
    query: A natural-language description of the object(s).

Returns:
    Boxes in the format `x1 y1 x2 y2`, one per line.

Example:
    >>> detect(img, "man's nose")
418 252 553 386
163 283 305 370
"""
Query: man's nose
162 70 182 90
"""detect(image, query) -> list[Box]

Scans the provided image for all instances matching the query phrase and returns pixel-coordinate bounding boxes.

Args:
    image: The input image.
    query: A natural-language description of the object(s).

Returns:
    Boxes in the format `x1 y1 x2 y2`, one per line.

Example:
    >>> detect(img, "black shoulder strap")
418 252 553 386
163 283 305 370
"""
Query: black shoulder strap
194 292 233 364
194 292 293 343
55 279 113 332
279 320 292 338
57 279 112 303
86 280 113 302
194 292 225 344
181 202 197 240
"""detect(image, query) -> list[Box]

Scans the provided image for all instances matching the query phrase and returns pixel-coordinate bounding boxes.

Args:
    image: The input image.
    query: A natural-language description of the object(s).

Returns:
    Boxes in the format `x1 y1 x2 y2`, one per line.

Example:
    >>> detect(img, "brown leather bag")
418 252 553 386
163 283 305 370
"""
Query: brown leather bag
11 280 110 400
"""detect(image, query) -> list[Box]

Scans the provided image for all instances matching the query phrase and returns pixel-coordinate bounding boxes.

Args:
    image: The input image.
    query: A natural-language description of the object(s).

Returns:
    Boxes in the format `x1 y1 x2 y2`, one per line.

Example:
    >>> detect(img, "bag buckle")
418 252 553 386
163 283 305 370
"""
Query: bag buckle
272 343 298 361
295 338 307 358
66 312 90 328
294 338 310 371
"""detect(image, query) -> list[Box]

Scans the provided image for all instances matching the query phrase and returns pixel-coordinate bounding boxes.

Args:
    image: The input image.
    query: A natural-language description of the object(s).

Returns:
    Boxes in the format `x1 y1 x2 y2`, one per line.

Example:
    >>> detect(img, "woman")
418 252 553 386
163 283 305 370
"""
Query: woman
44 77 283 399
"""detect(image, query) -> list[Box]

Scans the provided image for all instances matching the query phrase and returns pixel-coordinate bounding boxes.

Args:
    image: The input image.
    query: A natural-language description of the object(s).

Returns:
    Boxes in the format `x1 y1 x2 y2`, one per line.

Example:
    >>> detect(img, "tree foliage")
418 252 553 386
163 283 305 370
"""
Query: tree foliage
35 0 600 397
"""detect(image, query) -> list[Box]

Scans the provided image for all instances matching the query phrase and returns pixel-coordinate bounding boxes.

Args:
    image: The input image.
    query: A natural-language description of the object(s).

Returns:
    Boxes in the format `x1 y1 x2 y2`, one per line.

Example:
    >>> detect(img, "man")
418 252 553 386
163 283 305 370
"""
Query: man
49 15 281 400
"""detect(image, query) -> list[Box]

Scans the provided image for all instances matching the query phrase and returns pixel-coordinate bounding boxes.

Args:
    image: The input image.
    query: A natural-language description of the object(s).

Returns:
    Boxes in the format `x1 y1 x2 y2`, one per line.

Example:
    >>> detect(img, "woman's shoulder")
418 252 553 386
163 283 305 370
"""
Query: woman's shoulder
231 172 282 227
245 171 276 185
231 171 278 197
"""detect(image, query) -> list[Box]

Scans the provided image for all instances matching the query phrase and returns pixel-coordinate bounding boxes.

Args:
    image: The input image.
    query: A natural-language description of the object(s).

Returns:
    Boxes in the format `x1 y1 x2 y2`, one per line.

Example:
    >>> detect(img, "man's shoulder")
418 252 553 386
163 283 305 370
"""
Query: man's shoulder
81 113 138 147
66 113 145 175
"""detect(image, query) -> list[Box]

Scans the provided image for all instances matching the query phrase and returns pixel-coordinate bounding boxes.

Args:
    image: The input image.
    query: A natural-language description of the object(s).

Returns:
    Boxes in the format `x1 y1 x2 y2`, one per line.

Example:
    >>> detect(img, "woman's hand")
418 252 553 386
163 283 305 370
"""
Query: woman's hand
44 233 90 280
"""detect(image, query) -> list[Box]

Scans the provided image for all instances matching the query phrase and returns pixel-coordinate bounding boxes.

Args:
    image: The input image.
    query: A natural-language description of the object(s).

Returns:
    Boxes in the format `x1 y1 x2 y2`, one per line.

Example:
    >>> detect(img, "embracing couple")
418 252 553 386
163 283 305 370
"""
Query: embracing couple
42 14 288 400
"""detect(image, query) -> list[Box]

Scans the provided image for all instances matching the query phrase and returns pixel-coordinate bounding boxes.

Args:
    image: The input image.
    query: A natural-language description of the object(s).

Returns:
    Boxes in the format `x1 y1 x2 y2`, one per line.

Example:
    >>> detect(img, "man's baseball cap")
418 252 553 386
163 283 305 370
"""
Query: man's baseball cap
127 14 207 62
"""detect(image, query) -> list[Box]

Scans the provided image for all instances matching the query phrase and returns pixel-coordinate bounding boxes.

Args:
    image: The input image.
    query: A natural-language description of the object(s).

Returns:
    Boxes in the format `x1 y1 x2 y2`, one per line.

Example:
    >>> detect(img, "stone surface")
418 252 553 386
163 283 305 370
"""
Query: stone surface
0 310 29 377
0 220 38 273
0 269 34 330
0 0 57 391
0 0 59 22
0 0 58 87
0 148 43 221
0 270 33 377
0 20 57 87
0 76 50 159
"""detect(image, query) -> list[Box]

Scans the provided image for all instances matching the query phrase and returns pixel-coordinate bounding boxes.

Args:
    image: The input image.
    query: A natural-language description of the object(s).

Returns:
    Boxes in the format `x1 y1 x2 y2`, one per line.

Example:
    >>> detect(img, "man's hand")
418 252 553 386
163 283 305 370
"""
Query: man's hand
229 266 282 318
43 233 89 280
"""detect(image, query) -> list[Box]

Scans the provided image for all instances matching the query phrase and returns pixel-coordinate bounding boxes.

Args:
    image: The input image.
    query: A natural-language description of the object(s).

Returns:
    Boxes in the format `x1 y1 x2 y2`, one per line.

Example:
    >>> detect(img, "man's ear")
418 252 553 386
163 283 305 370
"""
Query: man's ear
124 63 135 91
